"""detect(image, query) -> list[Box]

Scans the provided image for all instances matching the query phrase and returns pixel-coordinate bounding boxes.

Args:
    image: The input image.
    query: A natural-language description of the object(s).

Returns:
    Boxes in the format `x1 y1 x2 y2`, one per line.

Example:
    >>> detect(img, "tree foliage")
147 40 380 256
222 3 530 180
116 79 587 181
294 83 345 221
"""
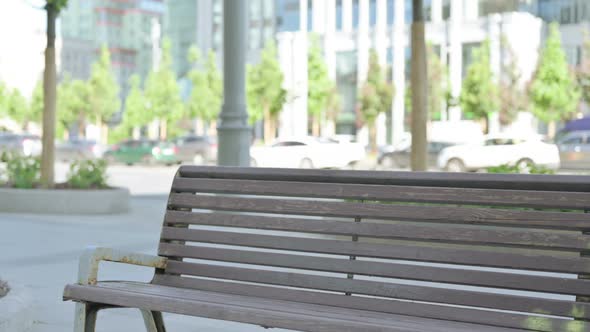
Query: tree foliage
187 47 222 124
247 42 286 143
460 39 498 133
576 29 590 106
58 76 91 135
89 46 120 128
307 37 336 136
498 36 528 126
359 49 393 152
426 44 449 121
121 74 150 128
529 23 580 124
144 38 184 139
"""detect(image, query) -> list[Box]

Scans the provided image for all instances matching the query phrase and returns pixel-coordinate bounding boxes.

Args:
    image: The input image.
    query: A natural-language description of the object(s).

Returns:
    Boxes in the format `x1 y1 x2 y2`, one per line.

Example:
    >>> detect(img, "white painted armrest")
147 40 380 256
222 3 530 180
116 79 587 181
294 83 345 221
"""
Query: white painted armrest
77 246 167 285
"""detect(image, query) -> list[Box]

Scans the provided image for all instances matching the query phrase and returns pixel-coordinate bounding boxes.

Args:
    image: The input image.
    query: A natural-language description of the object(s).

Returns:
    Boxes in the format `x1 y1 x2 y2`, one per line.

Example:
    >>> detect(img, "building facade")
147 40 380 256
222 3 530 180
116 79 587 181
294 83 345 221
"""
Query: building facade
60 0 166 103
275 0 590 144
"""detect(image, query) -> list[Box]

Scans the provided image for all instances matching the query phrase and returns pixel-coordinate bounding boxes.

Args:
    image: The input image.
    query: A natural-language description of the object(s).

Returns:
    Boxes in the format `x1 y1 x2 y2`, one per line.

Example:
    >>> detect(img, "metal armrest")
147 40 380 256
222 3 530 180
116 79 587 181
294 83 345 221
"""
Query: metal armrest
77 246 168 285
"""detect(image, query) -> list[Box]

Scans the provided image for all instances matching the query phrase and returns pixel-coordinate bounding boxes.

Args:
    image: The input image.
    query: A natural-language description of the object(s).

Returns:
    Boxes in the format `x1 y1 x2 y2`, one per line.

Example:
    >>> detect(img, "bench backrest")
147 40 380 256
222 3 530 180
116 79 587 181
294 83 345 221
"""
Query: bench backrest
154 166 590 331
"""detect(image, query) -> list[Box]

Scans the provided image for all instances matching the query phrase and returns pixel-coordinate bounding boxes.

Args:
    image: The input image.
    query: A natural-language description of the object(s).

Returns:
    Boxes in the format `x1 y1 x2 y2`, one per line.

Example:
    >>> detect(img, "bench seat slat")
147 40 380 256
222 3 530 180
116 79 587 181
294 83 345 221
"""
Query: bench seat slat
160 227 590 274
172 177 590 210
163 260 590 319
168 193 590 230
152 275 583 332
65 282 531 332
158 243 590 296
165 211 589 250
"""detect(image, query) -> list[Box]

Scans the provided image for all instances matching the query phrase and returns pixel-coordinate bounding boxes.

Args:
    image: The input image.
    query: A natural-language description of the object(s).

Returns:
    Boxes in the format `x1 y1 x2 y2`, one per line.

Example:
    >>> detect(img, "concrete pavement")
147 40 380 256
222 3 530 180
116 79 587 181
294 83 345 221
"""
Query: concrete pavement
0 195 293 331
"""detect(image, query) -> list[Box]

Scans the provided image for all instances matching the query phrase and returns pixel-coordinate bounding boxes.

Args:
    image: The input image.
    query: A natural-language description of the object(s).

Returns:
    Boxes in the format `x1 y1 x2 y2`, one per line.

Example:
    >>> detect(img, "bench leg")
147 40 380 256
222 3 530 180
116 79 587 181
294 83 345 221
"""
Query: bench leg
141 310 166 332
74 303 99 332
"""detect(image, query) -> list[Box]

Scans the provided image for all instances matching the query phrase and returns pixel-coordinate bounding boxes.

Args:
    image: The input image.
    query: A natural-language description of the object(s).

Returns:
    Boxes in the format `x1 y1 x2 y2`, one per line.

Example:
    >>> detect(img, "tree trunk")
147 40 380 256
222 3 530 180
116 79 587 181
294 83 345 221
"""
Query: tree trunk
160 118 167 140
548 120 556 139
263 107 273 143
410 0 428 171
40 4 58 187
368 121 377 154
312 116 320 137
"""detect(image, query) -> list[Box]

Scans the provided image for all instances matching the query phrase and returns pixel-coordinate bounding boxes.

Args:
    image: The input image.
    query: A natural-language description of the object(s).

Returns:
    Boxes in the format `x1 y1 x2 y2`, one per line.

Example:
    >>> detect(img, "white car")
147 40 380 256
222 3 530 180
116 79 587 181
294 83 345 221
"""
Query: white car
437 134 560 172
250 137 365 169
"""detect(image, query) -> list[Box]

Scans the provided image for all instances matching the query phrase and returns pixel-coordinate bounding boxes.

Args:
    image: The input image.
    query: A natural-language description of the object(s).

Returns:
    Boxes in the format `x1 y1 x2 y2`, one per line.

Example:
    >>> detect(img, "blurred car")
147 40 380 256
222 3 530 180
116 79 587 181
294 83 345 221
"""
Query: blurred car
104 139 179 165
174 135 217 164
56 139 105 161
437 134 560 172
0 133 41 157
250 136 365 169
378 141 454 169
557 130 590 169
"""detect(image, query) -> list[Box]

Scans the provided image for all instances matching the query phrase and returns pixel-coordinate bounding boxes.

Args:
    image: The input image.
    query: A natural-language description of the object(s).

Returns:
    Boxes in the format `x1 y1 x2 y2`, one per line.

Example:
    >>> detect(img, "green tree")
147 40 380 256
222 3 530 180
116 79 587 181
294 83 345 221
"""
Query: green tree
426 44 449 121
460 39 498 134
498 36 528 126
186 47 222 127
121 75 150 130
41 0 69 186
576 29 590 107
359 49 394 152
247 42 287 143
30 81 44 126
89 46 120 143
58 76 91 137
530 23 580 137
5 89 32 129
144 38 183 140
307 37 336 136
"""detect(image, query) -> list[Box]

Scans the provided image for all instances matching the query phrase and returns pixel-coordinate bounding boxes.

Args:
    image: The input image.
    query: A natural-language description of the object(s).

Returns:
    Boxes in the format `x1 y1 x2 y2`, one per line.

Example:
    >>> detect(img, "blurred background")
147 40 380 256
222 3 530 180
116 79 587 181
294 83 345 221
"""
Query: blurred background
1 0 590 179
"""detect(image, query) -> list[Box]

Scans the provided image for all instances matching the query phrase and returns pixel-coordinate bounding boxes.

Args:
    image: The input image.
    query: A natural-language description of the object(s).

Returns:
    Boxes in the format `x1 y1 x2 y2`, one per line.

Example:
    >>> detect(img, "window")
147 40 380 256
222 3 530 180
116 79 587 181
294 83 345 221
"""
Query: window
562 137 584 145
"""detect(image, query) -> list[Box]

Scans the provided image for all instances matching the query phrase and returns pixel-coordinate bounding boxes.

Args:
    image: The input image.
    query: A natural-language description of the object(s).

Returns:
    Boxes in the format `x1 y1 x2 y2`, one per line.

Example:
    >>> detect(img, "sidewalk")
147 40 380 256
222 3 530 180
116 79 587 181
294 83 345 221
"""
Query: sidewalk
0 196 291 332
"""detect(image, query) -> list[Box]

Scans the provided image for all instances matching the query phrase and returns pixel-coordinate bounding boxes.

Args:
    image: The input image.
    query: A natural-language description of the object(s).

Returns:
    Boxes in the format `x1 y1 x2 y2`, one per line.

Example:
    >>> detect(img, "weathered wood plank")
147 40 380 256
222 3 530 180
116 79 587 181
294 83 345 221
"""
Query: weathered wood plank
177 165 590 193
160 227 590 274
164 211 589 250
172 177 590 209
163 260 590 319
65 282 530 332
152 275 581 332
158 243 590 296
167 194 590 230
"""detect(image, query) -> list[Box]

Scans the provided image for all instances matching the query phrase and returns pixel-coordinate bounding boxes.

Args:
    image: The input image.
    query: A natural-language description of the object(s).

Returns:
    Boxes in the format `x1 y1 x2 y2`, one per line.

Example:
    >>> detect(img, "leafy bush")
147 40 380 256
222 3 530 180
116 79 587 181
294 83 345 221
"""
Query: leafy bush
486 163 555 175
67 159 108 189
2 152 41 188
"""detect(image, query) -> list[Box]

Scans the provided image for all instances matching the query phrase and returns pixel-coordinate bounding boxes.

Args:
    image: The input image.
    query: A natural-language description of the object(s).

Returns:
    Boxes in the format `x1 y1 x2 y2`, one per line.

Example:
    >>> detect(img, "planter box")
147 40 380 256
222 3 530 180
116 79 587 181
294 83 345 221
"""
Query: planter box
0 187 130 214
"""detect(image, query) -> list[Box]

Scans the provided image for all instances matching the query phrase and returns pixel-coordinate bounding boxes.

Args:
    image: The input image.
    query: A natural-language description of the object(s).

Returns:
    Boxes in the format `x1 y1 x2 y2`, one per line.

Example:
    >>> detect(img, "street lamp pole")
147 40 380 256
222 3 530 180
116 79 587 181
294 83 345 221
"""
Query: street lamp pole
217 0 251 166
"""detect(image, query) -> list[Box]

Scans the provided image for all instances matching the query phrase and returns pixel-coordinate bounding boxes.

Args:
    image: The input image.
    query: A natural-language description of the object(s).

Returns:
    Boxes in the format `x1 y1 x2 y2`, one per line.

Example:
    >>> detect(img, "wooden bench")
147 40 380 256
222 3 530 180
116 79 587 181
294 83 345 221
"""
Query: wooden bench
64 166 590 332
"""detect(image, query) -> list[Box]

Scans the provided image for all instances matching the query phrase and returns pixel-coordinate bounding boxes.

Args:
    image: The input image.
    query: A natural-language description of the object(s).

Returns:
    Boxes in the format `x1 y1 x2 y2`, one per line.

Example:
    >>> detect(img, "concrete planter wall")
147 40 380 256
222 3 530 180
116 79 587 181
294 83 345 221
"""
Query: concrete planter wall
0 187 130 214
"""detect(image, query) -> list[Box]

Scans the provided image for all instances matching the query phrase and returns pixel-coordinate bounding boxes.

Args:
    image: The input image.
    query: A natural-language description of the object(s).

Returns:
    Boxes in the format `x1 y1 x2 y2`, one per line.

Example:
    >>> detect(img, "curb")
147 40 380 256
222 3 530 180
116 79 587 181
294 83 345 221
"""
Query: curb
0 187 130 214
0 282 34 332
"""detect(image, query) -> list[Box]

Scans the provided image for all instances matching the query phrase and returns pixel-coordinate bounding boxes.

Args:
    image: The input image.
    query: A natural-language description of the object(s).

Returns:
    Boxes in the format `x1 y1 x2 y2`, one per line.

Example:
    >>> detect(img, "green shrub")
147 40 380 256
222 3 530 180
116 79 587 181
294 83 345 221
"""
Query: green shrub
67 159 109 189
486 163 555 175
3 152 41 188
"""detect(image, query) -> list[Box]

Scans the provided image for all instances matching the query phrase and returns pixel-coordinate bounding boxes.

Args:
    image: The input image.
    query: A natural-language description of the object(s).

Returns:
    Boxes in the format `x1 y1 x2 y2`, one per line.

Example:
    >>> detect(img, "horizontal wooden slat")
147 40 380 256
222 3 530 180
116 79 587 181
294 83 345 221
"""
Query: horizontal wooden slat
153 275 584 332
172 177 590 209
65 282 531 332
168 194 590 231
159 227 590 274
177 166 590 192
164 260 590 319
165 211 589 250
159 243 590 296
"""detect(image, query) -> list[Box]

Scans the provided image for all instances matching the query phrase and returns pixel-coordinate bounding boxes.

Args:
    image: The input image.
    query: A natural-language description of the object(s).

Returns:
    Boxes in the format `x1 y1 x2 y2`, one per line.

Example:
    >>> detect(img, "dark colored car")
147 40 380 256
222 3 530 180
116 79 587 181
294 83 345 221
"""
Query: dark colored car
0 133 42 158
174 135 217 164
557 130 590 169
56 139 105 161
104 139 179 165
378 141 454 169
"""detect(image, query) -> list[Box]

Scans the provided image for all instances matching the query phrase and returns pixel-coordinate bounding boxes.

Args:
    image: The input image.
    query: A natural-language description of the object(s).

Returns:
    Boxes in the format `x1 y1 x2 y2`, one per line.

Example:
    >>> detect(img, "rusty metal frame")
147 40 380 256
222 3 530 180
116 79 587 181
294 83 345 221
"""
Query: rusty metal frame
74 246 168 332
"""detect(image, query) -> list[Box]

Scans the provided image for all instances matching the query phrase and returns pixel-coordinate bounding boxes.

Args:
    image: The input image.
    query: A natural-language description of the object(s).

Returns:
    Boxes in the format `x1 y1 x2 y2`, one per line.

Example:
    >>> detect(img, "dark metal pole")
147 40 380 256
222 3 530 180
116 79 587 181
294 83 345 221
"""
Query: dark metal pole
410 0 428 171
217 0 251 166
